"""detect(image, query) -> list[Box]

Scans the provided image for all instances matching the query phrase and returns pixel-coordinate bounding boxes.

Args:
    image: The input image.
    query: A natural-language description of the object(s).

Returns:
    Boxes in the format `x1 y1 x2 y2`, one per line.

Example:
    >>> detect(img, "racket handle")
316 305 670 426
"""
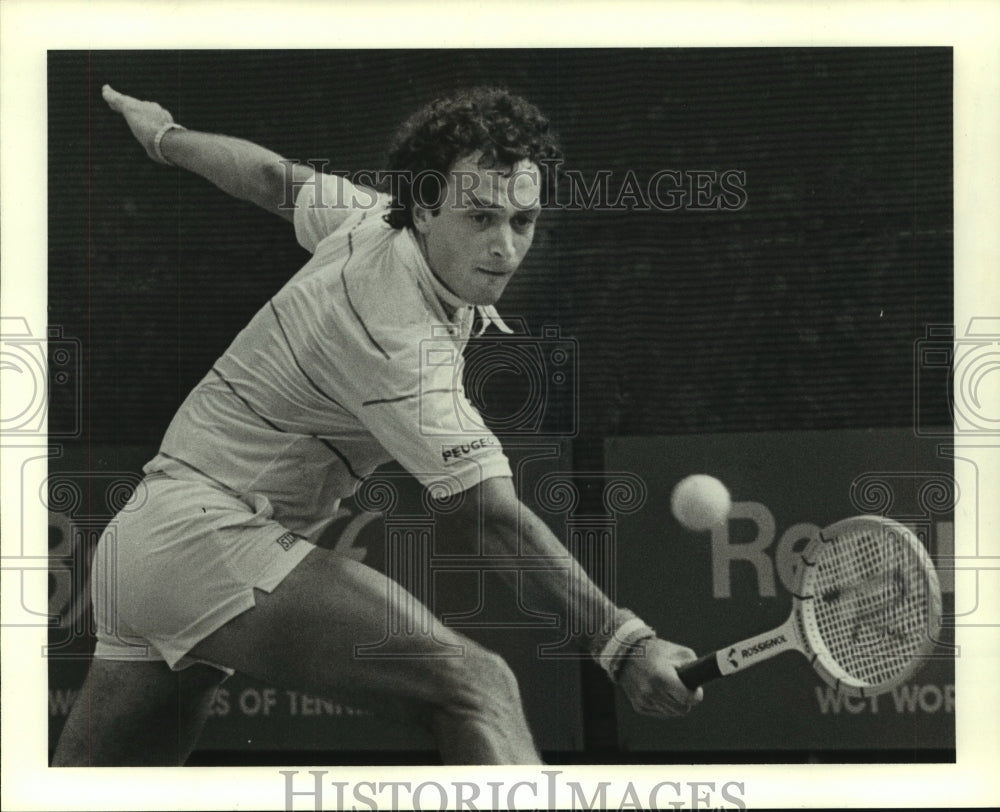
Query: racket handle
677 652 722 689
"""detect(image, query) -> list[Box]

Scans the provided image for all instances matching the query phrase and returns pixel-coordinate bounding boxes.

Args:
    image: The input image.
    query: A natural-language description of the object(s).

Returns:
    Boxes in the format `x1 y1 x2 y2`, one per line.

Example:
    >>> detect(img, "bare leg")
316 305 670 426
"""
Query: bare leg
52 659 225 766
190 547 541 764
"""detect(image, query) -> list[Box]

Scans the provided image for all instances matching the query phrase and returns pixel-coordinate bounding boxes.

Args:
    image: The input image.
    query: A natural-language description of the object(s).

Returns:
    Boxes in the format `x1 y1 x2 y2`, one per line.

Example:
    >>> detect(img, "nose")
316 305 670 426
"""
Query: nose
489 223 516 261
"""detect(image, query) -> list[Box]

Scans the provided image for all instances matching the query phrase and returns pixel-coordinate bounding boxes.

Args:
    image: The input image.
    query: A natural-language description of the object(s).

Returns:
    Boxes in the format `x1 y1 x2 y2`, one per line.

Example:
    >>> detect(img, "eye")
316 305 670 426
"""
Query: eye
469 212 491 226
512 214 537 233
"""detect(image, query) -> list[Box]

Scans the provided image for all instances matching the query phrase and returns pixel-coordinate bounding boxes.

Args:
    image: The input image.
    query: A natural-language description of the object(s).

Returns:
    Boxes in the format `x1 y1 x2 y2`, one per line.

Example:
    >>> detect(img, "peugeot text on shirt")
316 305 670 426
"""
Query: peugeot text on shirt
441 435 501 465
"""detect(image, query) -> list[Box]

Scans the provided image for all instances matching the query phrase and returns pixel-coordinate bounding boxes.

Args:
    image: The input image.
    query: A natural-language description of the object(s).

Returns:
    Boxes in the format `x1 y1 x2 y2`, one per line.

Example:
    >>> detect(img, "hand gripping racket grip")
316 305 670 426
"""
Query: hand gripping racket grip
676 652 723 689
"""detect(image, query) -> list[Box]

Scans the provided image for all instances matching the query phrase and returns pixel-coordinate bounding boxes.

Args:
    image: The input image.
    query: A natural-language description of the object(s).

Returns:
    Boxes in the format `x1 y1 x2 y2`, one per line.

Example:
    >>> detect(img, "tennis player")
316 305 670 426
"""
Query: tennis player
52 85 702 766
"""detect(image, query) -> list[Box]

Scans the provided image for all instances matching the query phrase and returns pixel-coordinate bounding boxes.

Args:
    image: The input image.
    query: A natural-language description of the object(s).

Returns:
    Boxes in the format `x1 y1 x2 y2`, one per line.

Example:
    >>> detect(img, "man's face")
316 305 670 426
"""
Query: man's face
412 152 542 306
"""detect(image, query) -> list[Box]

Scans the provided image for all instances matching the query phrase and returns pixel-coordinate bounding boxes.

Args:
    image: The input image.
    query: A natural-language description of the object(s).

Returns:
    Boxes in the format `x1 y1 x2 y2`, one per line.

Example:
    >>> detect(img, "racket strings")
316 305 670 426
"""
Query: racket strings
811 527 932 687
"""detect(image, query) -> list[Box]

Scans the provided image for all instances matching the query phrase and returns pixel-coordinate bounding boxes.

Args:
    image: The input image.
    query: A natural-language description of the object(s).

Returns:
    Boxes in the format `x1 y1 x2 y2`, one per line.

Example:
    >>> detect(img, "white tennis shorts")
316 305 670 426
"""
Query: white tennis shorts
92 472 315 670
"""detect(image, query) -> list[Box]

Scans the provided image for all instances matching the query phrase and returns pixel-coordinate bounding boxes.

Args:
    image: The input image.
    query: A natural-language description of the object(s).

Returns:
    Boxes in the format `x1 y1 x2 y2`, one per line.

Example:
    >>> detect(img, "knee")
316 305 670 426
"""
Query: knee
440 645 523 716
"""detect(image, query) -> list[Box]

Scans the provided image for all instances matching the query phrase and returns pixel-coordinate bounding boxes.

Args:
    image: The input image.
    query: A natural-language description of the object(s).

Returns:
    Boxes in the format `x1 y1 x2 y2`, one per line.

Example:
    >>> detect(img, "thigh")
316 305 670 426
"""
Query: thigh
190 547 474 712
52 659 225 766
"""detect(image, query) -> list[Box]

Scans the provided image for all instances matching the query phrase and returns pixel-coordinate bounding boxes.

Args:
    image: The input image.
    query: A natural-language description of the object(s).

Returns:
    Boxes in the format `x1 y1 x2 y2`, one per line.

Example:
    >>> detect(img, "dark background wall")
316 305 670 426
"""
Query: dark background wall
48 48 952 455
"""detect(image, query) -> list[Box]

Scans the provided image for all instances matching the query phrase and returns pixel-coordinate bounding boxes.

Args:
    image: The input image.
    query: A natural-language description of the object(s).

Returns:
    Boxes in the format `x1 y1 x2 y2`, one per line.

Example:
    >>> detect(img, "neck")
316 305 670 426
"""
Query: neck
411 229 467 316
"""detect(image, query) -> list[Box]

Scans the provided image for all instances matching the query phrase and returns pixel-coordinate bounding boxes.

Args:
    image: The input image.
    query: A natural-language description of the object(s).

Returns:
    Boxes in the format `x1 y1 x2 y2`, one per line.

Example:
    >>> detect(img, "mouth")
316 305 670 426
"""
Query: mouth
476 266 511 277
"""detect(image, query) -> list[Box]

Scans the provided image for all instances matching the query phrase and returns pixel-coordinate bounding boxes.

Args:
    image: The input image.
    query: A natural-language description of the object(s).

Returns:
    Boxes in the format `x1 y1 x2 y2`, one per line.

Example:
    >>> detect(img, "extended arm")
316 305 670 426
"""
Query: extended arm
458 476 703 717
102 84 314 223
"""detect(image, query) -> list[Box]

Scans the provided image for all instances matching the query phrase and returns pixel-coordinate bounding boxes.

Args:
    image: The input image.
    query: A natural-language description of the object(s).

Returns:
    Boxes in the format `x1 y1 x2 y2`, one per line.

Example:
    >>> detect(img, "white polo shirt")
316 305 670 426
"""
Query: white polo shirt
145 174 512 540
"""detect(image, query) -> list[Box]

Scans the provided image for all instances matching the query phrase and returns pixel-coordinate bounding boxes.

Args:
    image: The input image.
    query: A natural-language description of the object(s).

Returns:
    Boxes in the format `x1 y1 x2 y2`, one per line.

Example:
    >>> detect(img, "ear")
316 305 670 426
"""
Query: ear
412 204 434 235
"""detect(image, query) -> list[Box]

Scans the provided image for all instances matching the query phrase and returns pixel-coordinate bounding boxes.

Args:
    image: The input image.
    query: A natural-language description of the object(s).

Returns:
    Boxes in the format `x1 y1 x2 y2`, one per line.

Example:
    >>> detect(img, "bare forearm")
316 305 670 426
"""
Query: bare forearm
158 128 290 216
102 85 301 221
475 498 623 650
460 476 662 684
455 478 699 711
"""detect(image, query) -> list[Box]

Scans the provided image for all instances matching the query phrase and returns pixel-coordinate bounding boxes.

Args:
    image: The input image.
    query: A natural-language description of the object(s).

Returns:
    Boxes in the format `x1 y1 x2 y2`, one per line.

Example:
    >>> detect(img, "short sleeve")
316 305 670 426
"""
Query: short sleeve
293 173 383 254
354 348 512 496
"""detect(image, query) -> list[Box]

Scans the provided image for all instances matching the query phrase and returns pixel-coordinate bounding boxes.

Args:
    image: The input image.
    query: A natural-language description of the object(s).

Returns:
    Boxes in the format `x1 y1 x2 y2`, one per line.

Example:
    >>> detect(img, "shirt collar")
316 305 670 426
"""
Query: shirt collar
398 228 513 336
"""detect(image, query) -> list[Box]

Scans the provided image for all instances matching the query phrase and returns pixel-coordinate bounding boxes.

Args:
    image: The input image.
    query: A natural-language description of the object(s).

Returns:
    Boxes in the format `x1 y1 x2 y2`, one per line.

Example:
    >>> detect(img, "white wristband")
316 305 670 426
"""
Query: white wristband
152 122 186 166
596 616 657 681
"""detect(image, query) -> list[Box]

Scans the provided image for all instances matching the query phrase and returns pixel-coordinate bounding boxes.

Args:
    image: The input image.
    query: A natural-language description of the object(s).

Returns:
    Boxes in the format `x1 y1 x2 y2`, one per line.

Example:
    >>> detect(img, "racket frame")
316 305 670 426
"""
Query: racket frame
678 515 942 697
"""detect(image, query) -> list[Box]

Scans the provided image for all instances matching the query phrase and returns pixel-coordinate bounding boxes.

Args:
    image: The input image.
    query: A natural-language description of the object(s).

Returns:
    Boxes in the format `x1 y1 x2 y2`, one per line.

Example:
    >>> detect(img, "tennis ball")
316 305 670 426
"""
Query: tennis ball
670 474 732 531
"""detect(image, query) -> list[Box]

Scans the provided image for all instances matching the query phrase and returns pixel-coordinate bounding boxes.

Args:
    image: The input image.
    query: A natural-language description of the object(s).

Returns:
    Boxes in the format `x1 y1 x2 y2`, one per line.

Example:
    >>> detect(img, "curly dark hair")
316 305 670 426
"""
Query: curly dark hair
381 86 563 230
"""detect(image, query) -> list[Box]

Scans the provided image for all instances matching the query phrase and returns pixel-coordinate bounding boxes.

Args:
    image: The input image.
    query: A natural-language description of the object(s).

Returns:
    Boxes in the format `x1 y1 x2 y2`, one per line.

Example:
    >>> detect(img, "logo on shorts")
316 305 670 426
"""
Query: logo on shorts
274 531 301 551
441 436 499 464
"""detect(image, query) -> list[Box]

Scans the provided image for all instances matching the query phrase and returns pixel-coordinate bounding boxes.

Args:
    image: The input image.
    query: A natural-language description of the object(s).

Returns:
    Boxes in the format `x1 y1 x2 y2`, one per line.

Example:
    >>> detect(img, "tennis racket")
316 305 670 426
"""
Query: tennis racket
677 515 942 696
